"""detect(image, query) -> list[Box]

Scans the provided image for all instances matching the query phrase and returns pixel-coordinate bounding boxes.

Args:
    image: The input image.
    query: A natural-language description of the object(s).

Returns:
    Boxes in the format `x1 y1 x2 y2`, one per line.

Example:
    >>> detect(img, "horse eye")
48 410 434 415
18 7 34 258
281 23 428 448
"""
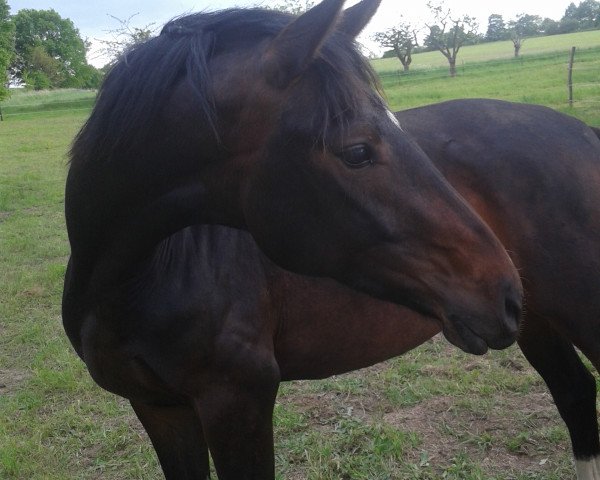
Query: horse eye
337 144 374 168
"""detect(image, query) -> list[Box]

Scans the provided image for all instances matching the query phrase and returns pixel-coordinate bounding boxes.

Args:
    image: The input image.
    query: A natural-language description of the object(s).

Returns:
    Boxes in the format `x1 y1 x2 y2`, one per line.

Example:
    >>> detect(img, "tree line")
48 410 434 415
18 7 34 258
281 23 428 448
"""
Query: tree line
374 0 600 76
0 0 106 100
0 0 327 101
1 0 599 100
0 0 155 100
0 0 316 101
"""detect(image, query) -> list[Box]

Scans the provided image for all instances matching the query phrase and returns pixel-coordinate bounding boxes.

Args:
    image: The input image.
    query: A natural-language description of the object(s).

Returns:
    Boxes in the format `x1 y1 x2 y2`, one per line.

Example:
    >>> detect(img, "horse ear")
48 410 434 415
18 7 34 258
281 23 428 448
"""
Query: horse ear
263 0 345 89
338 0 382 38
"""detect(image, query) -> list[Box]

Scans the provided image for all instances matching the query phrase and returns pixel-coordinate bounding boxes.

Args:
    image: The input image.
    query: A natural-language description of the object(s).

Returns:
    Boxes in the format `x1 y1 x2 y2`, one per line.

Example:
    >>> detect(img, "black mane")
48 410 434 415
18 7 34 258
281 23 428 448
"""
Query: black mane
70 7 382 167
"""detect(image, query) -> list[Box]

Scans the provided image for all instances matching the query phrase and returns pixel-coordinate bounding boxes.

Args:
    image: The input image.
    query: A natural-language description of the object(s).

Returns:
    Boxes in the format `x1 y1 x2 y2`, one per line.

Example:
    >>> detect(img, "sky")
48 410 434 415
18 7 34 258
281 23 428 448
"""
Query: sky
7 0 576 67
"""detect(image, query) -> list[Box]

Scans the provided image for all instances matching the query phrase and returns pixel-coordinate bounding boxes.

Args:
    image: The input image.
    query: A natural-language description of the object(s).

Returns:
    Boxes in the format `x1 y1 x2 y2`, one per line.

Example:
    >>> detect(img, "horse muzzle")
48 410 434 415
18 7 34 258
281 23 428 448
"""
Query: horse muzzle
440 286 522 355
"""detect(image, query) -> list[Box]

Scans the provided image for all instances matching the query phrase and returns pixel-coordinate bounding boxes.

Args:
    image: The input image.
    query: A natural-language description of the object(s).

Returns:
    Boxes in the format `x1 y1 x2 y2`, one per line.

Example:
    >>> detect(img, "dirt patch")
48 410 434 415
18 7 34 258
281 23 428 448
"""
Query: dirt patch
0 369 30 394
274 338 576 478
20 284 46 297
278 386 386 427
382 390 570 475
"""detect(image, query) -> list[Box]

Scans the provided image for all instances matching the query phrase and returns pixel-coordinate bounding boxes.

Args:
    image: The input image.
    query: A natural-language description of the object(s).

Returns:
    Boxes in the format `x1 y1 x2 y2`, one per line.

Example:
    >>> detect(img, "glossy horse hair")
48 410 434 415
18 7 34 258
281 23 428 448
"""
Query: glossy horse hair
398 98 600 480
63 2 525 478
70 8 384 167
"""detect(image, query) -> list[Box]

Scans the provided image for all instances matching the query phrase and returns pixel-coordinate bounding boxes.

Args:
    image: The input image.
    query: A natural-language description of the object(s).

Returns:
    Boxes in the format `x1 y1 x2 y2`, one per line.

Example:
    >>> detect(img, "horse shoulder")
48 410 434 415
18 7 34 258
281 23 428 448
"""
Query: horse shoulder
76 226 278 401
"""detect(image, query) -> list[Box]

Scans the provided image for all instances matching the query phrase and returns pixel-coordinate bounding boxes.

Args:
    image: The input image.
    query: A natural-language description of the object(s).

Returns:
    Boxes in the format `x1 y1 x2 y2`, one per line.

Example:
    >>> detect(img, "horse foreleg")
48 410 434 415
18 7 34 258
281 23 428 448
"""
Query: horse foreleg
193 376 279 480
518 312 600 480
571 318 600 480
576 459 600 480
131 401 210 479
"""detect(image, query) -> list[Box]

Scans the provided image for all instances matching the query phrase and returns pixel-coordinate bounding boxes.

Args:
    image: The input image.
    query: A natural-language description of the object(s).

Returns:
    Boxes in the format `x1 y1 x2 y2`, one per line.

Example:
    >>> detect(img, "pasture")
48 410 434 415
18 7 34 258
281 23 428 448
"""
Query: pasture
375 39 600 127
1 32 599 478
372 30 600 73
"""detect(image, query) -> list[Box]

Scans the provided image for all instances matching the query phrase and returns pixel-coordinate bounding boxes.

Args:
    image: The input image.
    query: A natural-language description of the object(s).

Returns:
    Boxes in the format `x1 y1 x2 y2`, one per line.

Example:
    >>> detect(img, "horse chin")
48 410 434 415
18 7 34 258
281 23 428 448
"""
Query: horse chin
441 320 490 356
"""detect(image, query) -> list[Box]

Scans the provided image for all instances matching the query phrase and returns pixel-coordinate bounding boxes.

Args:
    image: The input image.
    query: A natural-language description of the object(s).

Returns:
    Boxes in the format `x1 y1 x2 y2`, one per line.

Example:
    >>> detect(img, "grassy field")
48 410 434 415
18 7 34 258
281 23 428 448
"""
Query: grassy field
372 30 600 73
1 33 599 478
373 35 600 126
0 89 96 118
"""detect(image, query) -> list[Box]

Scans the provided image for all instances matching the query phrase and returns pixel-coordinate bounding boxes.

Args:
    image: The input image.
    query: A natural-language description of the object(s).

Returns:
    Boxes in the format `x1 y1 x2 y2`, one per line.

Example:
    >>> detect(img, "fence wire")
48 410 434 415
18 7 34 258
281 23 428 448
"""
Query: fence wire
1 48 598 120
375 46 599 119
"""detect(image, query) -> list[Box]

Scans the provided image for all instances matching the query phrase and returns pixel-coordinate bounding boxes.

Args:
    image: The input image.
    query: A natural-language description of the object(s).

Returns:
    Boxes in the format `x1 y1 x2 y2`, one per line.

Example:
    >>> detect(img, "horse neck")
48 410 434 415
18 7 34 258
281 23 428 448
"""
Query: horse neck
270 265 441 380
65 144 250 297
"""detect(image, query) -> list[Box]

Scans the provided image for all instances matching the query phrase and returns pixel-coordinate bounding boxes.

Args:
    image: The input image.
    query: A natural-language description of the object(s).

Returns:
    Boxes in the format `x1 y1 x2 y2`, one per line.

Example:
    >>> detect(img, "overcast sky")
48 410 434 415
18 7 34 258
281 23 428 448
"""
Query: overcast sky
7 0 575 66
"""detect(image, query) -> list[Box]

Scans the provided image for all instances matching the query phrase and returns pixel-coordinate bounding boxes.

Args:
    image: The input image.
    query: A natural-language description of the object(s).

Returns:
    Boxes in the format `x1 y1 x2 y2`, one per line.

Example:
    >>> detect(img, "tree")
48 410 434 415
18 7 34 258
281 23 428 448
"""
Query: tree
485 14 508 42
12 9 90 88
558 2 583 32
574 0 600 28
0 0 14 100
268 0 316 15
95 14 156 67
559 17 582 33
564 2 579 20
22 45 61 89
561 0 600 29
425 1 479 77
74 63 104 89
540 18 560 35
509 13 543 36
508 29 524 58
372 21 419 72
507 14 542 57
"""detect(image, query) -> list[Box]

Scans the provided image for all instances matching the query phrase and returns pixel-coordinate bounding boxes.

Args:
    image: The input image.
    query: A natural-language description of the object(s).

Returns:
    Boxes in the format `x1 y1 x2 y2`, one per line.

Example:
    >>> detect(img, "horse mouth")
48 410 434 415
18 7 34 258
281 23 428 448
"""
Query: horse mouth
441 315 517 355
390 298 491 355
443 322 488 355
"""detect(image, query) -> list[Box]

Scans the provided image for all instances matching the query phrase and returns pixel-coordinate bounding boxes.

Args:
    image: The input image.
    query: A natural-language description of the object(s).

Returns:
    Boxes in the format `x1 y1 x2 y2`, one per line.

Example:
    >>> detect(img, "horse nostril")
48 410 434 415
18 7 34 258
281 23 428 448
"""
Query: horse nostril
504 296 522 335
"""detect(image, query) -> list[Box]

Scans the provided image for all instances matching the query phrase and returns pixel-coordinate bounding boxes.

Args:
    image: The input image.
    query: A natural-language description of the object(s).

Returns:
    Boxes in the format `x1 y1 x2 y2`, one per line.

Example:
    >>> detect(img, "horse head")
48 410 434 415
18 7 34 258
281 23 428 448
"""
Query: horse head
215 0 523 354
68 0 522 355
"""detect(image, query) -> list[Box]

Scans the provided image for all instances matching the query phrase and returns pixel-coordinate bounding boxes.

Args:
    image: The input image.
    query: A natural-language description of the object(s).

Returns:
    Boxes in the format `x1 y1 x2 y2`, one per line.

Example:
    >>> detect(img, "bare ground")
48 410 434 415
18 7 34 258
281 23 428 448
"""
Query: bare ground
274 336 580 479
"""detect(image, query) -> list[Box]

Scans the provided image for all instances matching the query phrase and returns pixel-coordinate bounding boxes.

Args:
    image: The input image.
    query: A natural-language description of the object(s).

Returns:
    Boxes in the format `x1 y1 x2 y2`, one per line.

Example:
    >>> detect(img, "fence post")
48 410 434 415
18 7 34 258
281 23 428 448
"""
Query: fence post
0 105 3 121
568 46 576 107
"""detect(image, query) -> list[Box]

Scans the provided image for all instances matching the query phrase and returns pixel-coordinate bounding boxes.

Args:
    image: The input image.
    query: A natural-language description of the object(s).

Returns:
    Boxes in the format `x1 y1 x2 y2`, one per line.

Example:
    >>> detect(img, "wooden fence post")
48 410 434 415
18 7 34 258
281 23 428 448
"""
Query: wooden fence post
568 46 576 107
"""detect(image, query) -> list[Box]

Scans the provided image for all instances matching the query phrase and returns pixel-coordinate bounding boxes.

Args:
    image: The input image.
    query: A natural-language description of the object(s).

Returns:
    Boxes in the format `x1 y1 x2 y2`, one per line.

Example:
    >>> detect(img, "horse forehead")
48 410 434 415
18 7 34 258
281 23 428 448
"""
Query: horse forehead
210 47 277 101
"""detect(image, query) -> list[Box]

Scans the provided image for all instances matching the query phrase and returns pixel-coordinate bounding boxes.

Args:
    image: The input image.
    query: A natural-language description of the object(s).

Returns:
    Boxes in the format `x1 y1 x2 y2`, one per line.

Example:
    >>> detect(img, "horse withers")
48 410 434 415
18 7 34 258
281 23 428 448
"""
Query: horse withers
63 1 522 478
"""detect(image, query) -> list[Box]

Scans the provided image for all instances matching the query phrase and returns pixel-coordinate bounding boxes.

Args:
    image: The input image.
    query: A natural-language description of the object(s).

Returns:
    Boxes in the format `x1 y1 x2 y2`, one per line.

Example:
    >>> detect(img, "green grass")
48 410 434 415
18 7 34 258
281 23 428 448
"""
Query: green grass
0 89 96 117
0 109 161 479
373 32 600 127
1 33 599 478
272 343 577 479
373 30 600 73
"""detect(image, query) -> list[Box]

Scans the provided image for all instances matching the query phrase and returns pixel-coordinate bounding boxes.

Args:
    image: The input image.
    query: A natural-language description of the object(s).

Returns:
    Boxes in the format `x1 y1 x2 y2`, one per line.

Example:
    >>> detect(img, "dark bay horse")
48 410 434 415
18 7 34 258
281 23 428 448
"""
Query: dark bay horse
64 0 521 360
63 1 523 478
397 98 600 479
107 100 600 479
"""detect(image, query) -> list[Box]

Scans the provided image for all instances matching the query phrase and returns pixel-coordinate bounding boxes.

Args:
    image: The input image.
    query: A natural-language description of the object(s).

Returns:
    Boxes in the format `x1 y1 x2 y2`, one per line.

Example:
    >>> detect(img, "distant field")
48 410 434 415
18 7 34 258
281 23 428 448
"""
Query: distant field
372 29 600 73
1 89 96 118
373 39 600 127
2 30 598 126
